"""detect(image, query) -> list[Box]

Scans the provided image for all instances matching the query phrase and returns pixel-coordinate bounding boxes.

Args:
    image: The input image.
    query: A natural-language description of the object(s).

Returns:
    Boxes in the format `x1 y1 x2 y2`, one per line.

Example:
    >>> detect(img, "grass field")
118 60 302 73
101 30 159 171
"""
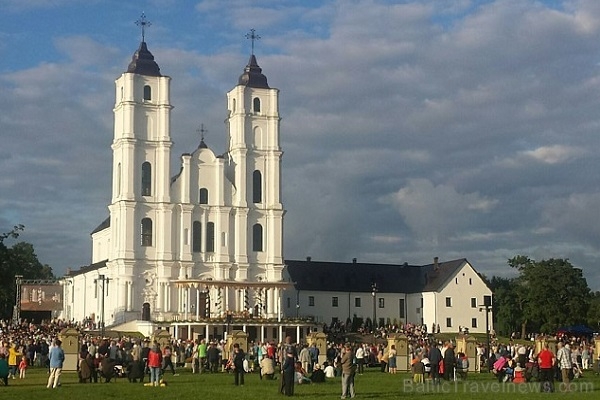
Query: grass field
2 366 599 400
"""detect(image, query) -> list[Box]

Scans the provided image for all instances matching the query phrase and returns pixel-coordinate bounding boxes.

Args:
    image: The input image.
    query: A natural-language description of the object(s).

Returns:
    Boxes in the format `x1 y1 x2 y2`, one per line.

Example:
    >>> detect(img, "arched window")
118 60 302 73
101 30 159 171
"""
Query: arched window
199 188 209 204
252 223 263 252
141 162 152 196
141 218 152 247
253 97 261 113
192 221 202 253
143 85 152 101
232 98 236 112
252 170 262 203
206 222 215 253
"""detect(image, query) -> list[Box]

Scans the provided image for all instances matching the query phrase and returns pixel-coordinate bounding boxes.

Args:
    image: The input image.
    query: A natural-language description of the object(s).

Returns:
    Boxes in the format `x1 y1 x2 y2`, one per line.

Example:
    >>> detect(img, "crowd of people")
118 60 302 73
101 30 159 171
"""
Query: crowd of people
0 317 598 396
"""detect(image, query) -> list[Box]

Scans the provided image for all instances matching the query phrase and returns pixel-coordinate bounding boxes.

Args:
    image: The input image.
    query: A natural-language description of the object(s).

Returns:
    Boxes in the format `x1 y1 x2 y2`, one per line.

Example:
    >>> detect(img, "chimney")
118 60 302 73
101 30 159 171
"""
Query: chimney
434 257 439 270
352 258 357 264
306 256 312 262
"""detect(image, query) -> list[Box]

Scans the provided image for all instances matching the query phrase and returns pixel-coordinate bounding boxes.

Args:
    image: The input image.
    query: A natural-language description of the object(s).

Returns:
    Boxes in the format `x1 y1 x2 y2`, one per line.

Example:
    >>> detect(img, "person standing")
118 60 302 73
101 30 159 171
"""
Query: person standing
7 343 21 379
428 343 442 384
443 342 456 381
232 343 245 386
207 341 221 373
197 339 207 374
18 356 27 379
280 336 297 394
341 344 356 399
537 343 556 393
282 349 296 396
0 354 9 386
162 345 178 376
355 344 365 375
299 344 311 373
556 342 572 389
388 345 397 374
147 343 163 387
47 339 65 389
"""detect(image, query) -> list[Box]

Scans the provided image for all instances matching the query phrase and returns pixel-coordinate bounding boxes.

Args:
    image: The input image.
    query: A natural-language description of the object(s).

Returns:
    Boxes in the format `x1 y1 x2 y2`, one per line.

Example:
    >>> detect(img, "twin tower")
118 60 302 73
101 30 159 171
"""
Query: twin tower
78 38 284 324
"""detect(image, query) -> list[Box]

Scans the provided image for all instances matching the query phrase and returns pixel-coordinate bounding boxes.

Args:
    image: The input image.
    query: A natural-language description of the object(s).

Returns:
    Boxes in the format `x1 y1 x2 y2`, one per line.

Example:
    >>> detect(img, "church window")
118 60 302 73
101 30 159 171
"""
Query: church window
252 170 262 203
141 218 152 246
253 97 261 113
141 162 152 196
232 98 236 112
199 188 209 204
252 224 263 252
206 222 215 252
143 85 151 101
192 221 202 253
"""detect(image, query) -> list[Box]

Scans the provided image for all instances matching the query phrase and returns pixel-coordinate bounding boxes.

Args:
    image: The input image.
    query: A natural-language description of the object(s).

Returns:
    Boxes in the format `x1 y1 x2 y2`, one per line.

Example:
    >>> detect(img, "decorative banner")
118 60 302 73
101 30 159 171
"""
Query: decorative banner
21 284 63 311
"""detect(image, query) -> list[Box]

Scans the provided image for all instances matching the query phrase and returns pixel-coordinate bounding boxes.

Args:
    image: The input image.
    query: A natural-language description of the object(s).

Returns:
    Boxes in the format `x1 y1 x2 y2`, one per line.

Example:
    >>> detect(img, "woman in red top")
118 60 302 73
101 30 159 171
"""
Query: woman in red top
537 344 555 392
147 344 163 387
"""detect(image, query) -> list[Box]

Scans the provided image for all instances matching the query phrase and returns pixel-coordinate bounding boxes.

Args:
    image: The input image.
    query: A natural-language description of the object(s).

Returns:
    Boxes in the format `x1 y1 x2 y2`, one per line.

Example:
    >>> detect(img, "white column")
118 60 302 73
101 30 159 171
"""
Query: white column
261 325 265 342
196 288 200 320
266 288 273 316
205 324 210 340
158 282 164 312
166 285 172 312
275 288 281 321
296 325 300 342
224 286 229 314
121 280 127 311
126 281 132 311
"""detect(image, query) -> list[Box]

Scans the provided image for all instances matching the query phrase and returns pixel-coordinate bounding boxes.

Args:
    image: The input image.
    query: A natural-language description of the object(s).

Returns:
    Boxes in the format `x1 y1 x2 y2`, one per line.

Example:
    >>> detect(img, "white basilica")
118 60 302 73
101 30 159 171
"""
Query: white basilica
63 37 294 339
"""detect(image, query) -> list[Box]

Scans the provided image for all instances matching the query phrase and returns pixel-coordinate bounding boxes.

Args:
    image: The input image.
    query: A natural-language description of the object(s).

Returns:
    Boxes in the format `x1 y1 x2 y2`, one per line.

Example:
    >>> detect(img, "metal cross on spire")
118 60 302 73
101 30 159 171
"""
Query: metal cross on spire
197 123 208 142
135 12 152 42
245 28 261 55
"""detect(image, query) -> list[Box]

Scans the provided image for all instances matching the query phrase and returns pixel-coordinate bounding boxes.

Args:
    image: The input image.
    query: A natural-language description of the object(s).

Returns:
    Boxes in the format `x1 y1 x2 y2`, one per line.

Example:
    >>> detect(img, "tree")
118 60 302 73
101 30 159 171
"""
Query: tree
0 225 55 319
507 255 590 336
489 276 522 337
586 291 600 330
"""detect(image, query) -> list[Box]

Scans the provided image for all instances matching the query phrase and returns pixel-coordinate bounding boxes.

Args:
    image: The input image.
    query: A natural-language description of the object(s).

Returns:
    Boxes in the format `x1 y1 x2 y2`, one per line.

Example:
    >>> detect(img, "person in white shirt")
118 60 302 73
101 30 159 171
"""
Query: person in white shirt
323 361 336 378
355 345 365 374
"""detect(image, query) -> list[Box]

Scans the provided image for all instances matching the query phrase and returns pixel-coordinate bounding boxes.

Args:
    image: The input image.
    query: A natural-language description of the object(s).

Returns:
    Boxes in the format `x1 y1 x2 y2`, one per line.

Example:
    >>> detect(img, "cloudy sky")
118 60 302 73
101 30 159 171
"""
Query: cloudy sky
1 0 600 288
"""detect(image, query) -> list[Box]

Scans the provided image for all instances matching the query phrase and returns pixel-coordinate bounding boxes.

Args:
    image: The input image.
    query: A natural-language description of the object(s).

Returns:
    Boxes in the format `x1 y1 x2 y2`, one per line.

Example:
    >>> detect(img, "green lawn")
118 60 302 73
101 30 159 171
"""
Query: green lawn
2 366 599 399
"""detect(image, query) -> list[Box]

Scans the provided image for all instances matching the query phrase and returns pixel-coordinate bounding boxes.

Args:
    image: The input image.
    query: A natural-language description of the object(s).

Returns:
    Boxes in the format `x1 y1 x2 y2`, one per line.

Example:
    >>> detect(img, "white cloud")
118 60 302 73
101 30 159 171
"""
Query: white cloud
522 145 588 164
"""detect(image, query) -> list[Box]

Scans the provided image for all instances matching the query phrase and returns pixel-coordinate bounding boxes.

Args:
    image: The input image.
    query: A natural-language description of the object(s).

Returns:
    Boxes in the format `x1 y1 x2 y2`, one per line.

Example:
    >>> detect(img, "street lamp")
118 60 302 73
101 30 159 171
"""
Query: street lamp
371 282 378 332
94 274 111 337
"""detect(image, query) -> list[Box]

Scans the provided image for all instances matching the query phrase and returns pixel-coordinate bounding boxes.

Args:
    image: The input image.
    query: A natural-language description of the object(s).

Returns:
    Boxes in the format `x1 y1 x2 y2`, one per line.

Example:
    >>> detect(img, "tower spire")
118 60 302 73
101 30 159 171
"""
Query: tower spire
197 123 208 149
245 28 261 56
135 12 152 42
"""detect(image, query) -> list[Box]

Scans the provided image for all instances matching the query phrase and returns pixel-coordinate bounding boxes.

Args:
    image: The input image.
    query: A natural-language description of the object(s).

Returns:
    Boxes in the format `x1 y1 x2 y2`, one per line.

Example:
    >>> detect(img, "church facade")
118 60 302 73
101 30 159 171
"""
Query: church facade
63 39 287 332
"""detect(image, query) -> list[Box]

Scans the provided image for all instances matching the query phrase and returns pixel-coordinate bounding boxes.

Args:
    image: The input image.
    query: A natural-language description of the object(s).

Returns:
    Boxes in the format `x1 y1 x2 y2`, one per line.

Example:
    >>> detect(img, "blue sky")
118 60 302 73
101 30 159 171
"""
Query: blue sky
2 0 600 289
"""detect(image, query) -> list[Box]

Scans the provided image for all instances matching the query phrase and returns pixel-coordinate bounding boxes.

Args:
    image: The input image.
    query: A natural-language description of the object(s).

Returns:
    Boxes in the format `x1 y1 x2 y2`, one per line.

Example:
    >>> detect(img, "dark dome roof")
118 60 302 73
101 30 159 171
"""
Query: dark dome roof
127 41 161 77
238 55 269 88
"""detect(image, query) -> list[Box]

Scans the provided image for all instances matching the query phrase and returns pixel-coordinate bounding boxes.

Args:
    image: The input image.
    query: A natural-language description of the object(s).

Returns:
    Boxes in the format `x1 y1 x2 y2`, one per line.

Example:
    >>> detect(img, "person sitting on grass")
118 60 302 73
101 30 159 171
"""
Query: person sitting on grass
310 363 325 383
323 361 335 378
295 361 312 384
